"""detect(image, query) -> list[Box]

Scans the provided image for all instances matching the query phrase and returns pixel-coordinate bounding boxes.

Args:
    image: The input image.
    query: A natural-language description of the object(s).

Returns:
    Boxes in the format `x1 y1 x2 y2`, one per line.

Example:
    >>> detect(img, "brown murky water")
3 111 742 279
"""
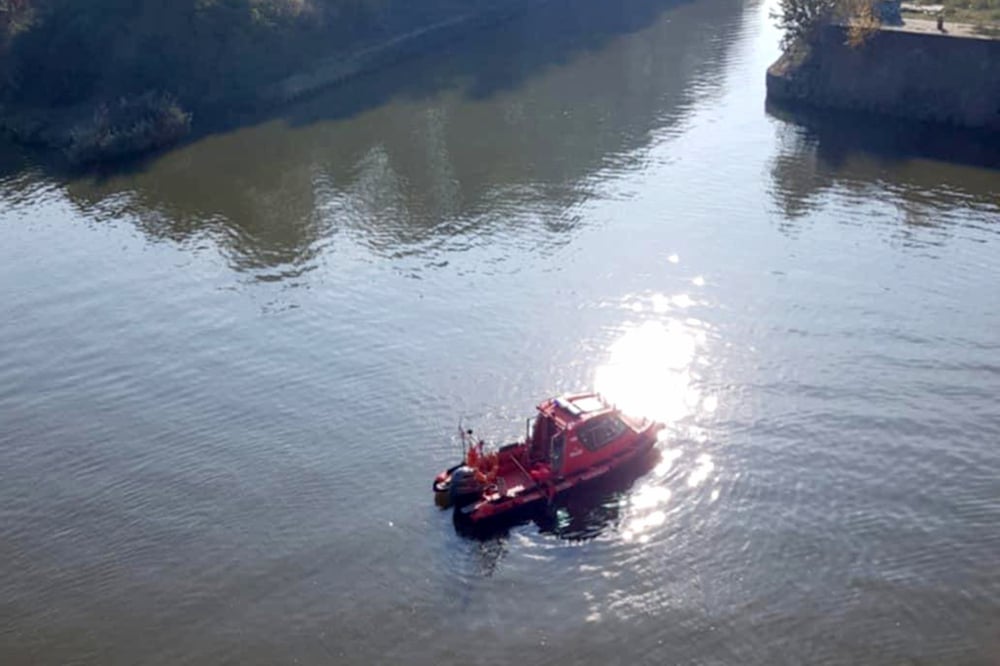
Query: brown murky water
2 1 998 664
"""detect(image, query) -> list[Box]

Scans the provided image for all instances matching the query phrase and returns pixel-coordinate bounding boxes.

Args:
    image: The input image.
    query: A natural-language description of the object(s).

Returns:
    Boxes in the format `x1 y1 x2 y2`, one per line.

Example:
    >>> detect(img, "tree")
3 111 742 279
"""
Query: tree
773 0 882 50
773 0 839 49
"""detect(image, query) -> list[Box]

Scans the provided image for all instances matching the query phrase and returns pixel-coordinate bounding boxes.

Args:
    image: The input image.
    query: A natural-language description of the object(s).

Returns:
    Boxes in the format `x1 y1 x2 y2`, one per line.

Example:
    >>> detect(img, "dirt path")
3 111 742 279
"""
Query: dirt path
888 17 997 39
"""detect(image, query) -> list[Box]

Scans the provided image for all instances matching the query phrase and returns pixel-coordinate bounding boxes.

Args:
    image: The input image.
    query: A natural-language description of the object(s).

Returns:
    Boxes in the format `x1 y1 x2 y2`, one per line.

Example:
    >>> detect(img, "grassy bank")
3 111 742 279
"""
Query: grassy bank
0 0 509 164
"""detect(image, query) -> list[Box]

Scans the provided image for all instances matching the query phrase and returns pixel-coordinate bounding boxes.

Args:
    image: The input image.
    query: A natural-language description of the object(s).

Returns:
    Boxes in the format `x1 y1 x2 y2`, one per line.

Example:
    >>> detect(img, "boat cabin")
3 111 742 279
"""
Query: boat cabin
526 394 642 477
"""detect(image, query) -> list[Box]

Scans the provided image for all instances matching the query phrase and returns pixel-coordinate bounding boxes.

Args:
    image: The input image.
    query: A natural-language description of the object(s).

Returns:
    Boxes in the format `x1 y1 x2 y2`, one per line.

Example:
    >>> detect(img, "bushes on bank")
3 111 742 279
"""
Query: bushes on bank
64 92 192 164
1 2 326 105
774 0 885 50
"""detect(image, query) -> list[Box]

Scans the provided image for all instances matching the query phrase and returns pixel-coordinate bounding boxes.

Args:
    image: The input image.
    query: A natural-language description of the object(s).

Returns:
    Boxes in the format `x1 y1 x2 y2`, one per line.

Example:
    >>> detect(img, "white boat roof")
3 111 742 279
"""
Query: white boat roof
574 396 607 413
554 394 606 415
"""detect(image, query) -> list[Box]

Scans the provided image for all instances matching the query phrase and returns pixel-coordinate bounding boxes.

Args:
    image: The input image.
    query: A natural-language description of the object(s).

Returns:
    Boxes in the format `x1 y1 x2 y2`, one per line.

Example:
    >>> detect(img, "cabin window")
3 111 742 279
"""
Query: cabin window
576 416 628 451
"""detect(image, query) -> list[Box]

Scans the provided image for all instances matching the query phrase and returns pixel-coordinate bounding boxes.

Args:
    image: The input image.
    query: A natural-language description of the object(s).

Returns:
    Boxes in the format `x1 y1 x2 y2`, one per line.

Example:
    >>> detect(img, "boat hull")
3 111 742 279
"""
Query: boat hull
457 430 657 523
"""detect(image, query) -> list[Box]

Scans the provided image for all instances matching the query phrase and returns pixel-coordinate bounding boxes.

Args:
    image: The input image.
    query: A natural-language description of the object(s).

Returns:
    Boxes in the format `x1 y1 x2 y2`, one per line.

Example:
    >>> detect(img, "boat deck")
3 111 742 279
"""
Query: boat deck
494 465 536 498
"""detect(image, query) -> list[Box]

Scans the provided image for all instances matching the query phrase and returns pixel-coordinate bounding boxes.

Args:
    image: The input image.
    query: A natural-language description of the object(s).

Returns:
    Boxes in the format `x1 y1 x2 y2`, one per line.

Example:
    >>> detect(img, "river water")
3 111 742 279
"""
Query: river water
2 1 999 664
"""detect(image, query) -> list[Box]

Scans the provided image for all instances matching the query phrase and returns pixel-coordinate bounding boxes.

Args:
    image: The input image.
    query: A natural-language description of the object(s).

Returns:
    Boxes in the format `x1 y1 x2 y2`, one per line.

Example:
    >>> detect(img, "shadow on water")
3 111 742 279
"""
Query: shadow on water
2 0 744 277
283 0 702 128
767 101 1000 171
451 448 661 543
767 101 1000 228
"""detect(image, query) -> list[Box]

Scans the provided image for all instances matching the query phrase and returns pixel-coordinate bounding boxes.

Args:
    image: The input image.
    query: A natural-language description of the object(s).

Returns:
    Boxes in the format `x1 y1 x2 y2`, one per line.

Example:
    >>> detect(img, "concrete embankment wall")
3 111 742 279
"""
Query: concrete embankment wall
767 26 1000 131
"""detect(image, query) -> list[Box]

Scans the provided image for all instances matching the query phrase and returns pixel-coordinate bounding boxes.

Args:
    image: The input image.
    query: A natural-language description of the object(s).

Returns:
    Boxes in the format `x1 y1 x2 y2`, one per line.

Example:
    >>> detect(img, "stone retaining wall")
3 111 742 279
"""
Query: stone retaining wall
767 25 1000 131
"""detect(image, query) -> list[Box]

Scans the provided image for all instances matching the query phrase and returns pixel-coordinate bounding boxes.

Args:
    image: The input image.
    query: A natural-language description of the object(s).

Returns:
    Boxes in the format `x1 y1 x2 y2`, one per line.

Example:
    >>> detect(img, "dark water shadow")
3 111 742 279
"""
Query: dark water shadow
451 447 661 543
766 100 1000 229
281 0 698 130
766 100 1000 172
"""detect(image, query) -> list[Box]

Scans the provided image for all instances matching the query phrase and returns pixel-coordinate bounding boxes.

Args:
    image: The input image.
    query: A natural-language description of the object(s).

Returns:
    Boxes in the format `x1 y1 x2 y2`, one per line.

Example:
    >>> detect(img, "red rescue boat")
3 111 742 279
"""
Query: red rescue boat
433 393 663 523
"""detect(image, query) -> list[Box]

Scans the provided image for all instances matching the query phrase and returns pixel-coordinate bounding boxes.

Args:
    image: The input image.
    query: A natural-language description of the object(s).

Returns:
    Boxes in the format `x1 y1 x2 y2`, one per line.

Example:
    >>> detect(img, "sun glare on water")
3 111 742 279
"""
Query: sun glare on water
593 297 720 549
594 316 707 426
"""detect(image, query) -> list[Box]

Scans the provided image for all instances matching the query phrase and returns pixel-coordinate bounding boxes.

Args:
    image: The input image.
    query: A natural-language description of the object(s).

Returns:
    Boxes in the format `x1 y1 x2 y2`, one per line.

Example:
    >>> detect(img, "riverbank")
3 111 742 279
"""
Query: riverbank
0 0 531 166
766 19 1000 131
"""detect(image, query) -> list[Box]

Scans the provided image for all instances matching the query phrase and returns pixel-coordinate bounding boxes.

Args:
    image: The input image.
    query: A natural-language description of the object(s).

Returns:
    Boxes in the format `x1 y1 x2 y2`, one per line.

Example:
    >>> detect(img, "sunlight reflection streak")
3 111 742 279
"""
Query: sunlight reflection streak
594 318 704 426
593 306 721 550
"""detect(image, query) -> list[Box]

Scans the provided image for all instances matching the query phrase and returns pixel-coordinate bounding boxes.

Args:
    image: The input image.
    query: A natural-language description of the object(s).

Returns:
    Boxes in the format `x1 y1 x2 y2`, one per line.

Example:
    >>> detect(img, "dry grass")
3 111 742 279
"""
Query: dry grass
843 0 882 46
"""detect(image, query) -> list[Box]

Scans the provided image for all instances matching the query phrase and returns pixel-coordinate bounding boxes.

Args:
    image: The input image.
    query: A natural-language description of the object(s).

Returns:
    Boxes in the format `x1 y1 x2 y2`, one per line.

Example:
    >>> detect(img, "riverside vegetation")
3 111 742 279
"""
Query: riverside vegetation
772 0 883 50
0 0 502 164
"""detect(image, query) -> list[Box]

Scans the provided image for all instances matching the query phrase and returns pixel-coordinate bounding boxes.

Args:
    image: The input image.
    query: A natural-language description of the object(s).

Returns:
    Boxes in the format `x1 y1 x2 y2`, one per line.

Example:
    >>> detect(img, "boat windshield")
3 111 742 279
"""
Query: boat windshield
576 415 629 451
